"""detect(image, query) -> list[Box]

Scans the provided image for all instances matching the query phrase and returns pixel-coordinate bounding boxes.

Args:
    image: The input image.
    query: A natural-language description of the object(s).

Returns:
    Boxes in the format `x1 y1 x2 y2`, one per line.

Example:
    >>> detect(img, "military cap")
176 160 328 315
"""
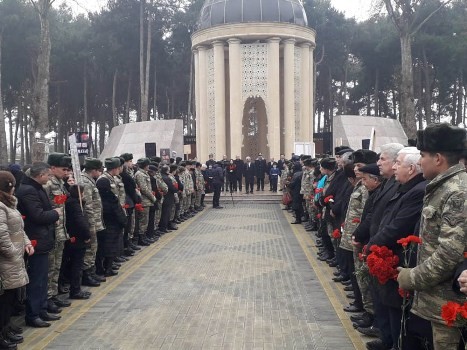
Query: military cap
186 160 193 166
336 148 354 156
303 158 315 167
417 123 466 152
352 149 378 164
84 158 103 170
120 153 133 161
150 156 161 163
105 157 121 170
300 155 311 160
360 163 380 177
148 165 158 172
195 162 201 167
320 158 337 171
136 158 150 168
119 157 125 166
169 164 178 173
176 157 182 164
47 153 72 168
180 161 186 167
160 165 170 174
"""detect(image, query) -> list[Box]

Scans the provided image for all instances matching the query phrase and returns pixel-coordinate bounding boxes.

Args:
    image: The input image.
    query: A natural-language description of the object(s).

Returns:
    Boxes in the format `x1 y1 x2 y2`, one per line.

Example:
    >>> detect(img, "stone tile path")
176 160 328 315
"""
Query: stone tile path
20 203 363 350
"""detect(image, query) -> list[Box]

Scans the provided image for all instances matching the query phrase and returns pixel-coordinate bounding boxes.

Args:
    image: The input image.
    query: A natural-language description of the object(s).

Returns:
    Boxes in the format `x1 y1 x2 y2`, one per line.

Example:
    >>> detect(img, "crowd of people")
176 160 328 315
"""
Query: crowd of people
282 123 467 350
0 153 206 349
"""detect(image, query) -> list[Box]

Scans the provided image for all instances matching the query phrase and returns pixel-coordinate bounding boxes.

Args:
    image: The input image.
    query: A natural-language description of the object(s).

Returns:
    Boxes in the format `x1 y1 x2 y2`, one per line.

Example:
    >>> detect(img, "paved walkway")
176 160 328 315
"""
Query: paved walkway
19 203 364 350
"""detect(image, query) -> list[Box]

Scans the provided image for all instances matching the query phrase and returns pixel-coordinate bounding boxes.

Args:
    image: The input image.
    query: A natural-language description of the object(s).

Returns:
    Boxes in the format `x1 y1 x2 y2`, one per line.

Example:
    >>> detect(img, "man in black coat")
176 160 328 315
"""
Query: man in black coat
255 153 267 191
159 165 178 233
357 143 404 348
234 155 244 192
16 162 60 328
366 147 428 349
211 162 224 208
243 156 256 194
288 163 303 224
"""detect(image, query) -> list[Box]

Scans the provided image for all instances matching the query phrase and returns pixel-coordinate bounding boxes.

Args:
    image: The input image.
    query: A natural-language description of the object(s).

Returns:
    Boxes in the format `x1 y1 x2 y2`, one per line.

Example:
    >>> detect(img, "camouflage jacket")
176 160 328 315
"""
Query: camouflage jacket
135 169 156 207
114 175 126 208
301 169 314 197
44 175 68 241
195 169 205 192
183 170 194 194
81 171 104 232
155 172 168 195
408 164 467 325
339 181 368 251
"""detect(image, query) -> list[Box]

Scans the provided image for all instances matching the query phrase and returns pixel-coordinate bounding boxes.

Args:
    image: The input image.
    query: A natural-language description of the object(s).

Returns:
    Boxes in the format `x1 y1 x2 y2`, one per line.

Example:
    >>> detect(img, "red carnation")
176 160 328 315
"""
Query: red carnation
30 240 37 247
70 237 76 243
123 203 130 209
398 288 410 298
53 194 67 205
441 301 462 327
352 218 361 224
21 215 26 220
135 203 144 212
316 213 322 219
332 229 341 239
397 235 422 247
366 245 399 284
324 195 334 204
314 188 323 194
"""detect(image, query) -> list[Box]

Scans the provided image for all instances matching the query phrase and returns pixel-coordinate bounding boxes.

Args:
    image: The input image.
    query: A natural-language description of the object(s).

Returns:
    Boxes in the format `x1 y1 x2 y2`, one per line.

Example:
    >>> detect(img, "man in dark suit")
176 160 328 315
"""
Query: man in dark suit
234 155 244 192
255 153 267 191
243 156 256 194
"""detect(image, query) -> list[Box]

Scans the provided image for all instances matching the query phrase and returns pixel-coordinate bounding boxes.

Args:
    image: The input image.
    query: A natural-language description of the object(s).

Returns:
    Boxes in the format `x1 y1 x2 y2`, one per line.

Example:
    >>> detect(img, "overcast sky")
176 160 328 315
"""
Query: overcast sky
60 0 376 21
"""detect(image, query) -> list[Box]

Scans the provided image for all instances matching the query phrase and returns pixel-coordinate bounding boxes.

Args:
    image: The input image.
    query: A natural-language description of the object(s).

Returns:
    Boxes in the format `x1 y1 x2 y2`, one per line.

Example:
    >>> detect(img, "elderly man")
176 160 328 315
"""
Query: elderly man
397 124 467 350
244 156 256 194
364 147 427 350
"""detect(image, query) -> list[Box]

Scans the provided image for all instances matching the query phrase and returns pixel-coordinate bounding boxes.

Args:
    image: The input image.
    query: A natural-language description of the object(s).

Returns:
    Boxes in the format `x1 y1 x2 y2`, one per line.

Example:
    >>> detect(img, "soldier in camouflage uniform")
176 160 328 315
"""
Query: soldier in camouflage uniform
81 158 105 287
301 158 315 227
44 153 72 312
397 124 467 350
154 165 168 231
134 158 156 246
114 158 128 254
194 162 205 210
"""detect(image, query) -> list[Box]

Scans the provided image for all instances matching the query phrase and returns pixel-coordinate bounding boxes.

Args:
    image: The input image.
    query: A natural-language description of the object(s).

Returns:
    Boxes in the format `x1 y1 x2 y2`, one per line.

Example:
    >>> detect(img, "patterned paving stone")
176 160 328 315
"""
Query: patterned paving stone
39 203 357 350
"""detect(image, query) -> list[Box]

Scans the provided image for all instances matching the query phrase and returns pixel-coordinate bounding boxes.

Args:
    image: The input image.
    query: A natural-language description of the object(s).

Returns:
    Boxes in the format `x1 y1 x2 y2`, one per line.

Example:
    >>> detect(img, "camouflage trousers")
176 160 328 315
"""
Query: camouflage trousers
155 200 162 226
48 240 65 298
432 322 462 350
182 195 189 214
195 190 202 208
136 206 150 235
354 245 374 314
82 229 97 271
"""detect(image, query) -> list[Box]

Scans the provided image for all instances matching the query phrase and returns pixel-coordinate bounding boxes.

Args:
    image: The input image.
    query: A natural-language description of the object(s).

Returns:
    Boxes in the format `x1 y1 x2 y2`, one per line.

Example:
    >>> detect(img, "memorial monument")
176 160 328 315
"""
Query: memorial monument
192 0 316 160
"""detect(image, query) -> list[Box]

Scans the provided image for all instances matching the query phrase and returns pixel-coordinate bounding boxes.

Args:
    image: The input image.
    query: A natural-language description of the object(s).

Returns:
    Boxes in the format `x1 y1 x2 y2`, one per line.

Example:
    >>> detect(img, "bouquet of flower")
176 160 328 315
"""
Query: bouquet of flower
366 245 399 285
53 194 68 205
441 301 467 327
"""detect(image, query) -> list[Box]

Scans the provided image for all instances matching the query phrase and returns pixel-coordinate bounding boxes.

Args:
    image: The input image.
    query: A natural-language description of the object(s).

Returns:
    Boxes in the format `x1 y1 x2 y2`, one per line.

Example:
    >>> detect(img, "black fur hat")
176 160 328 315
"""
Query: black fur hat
352 150 378 164
137 158 150 168
105 157 121 170
320 158 336 171
360 163 380 177
120 153 133 161
47 153 72 168
417 123 466 152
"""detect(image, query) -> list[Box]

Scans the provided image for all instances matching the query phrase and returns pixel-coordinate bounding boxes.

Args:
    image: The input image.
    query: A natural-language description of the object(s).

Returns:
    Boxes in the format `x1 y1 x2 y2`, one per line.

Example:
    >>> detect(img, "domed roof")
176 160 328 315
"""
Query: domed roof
197 0 308 30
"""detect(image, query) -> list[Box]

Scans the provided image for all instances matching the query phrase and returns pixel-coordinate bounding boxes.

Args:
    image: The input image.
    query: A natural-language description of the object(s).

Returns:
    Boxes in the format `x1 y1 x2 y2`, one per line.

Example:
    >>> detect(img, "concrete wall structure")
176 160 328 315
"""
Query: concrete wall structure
333 115 408 153
99 120 184 160
192 0 316 161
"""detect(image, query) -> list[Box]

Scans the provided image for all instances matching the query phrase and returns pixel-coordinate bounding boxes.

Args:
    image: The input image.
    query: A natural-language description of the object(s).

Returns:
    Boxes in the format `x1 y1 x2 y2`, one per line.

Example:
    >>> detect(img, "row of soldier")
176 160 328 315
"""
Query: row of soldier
283 123 467 350
0 153 206 349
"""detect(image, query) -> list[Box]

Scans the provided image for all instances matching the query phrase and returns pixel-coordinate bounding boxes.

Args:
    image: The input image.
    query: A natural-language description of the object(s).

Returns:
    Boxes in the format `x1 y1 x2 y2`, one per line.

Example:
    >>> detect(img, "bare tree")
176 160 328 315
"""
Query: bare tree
139 0 153 121
30 0 55 161
382 0 452 138
0 31 9 164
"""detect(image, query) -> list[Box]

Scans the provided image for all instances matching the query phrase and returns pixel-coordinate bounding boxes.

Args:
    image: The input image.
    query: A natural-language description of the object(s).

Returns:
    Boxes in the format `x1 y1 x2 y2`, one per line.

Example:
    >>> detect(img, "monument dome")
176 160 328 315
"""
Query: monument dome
198 0 308 30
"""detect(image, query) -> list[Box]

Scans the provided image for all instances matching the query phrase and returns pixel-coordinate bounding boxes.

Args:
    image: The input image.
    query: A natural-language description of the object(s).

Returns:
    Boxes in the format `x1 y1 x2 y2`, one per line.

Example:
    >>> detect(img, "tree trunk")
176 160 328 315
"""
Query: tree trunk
375 69 380 117
112 69 118 127
153 55 157 120
421 47 432 125
139 0 145 122
456 70 464 126
8 109 15 163
187 52 193 133
99 118 106 154
83 63 88 128
366 92 371 116
19 109 24 164
399 34 417 137
125 72 131 124
56 84 64 152
143 2 152 121
31 0 53 161
0 33 8 164
139 0 152 122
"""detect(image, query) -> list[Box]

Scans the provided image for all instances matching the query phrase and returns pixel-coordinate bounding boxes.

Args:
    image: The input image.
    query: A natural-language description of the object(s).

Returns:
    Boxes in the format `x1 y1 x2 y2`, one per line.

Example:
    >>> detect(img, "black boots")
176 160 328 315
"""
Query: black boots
82 269 101 287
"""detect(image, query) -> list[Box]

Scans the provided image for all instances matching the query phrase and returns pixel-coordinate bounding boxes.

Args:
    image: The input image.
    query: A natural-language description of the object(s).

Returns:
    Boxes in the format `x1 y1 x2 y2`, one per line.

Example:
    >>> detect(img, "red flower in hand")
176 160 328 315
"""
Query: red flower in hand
324 195 334 204
332 229 341 239
314 188 323 194
316 213 321 219
30 240 37 248
397 235 422 247
123 204 130 209
21 215 26 220
53 194 67 205
441 301 462 327
398 288 410 298
70 237 76 243
135 203 144 212
352 218 361 224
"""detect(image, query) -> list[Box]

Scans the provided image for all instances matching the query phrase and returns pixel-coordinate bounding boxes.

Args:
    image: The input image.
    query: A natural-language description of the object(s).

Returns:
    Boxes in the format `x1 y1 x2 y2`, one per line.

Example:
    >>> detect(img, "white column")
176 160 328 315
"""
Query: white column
283 38 295 157
213 41 226 160
228 38 242 159
300 42 311 142
194 49 201 158
309 44 316 137
198 46 208 162
267 37 281 160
